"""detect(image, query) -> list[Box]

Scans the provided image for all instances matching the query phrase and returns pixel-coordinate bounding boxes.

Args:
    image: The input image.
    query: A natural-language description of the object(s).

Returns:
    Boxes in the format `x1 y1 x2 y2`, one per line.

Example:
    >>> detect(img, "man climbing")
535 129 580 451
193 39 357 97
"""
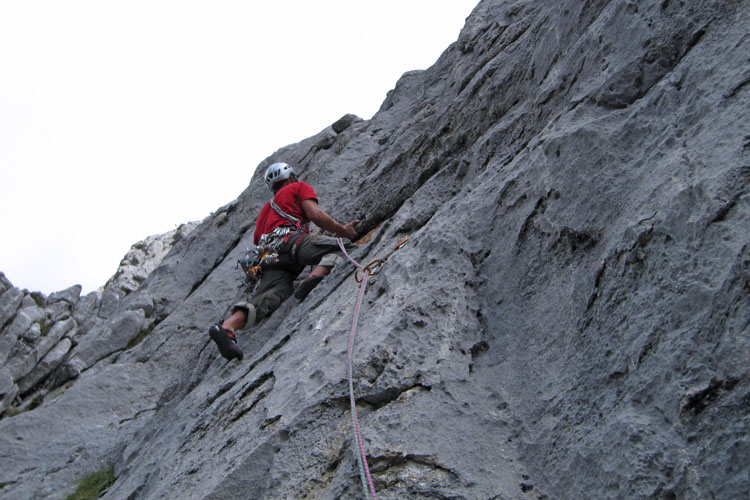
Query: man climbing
208 162 359 361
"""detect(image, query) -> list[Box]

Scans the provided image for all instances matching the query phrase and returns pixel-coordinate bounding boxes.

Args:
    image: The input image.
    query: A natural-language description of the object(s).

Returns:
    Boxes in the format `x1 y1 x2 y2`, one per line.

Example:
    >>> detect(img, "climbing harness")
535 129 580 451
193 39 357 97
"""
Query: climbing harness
237 199 311 286
336 236 409 500
269 198 311 265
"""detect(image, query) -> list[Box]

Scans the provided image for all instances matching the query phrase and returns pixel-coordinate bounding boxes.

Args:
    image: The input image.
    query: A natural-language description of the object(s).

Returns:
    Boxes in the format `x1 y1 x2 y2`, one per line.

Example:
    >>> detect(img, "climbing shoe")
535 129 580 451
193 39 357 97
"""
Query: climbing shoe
294 275 325 300
208 324 243 361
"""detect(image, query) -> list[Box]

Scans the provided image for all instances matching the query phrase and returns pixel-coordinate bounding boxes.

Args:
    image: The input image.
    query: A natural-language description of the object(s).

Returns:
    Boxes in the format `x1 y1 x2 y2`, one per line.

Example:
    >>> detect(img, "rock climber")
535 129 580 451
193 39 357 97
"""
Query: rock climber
208 162 359 361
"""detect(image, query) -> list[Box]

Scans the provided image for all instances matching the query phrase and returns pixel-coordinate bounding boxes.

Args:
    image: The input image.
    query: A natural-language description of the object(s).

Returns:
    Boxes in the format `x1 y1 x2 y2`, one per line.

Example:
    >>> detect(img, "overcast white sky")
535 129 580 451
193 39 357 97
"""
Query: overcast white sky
0 1 477 295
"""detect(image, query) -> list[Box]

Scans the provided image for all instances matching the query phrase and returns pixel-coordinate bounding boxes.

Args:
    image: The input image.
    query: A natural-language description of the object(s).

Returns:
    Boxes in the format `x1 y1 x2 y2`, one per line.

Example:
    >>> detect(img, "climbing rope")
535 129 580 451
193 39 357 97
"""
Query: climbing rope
336 236 409 500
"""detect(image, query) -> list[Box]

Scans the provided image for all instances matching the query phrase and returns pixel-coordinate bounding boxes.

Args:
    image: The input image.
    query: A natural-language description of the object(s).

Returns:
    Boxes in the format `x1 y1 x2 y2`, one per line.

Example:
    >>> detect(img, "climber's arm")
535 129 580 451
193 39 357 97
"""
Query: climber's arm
301 199 358 240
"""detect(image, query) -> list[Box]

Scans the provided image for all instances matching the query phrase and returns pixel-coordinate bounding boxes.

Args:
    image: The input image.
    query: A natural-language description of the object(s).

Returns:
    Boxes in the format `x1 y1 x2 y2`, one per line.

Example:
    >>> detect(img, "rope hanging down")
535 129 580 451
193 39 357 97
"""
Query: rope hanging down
336 237 409 500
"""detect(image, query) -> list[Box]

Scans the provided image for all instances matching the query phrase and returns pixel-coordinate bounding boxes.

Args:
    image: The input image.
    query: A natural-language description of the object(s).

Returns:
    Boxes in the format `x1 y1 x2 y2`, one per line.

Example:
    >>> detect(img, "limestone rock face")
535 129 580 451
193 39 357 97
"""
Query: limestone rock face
1 1 749 499
104 221 199 295
0 222 197 418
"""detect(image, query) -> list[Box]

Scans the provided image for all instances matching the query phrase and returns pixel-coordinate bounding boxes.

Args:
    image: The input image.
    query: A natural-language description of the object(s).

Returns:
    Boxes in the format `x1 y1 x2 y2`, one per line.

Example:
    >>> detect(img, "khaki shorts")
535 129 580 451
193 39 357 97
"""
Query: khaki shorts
231 231 349 323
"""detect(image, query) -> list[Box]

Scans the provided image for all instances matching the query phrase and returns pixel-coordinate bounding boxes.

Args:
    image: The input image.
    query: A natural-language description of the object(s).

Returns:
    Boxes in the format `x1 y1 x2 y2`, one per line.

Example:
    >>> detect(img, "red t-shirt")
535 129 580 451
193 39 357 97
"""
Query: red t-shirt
254 181 318 244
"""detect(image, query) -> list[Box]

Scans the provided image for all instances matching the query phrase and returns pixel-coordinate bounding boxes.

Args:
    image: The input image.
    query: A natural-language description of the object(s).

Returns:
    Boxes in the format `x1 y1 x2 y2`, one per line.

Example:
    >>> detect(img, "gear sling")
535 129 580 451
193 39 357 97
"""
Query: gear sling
238 199 310 285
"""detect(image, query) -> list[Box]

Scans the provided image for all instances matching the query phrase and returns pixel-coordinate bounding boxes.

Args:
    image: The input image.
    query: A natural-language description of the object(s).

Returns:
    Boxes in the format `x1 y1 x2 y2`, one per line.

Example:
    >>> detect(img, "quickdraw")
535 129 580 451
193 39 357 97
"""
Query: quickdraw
353 237 409 283
244 248 275 283
237 227 293 285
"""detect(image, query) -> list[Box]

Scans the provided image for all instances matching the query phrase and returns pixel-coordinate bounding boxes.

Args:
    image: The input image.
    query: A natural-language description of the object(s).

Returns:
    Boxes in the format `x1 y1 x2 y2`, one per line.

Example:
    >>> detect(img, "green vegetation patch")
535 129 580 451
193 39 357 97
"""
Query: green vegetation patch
65 468 116 500
127 323 155 349
39 315 52 336
334 136 350 155
28 394 44 411
172 223 186 245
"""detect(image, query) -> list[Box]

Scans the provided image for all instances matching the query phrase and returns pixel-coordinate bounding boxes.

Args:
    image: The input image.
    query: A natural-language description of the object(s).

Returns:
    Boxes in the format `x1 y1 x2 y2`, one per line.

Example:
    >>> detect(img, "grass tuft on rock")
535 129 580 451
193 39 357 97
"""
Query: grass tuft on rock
127 323 155 349
65 468 115 500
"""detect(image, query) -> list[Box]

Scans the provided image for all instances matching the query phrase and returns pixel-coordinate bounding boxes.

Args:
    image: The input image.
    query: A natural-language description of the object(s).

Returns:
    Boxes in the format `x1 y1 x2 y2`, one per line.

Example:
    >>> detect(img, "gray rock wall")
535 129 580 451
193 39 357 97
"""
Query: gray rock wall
1 0 748 499
0 222 197 417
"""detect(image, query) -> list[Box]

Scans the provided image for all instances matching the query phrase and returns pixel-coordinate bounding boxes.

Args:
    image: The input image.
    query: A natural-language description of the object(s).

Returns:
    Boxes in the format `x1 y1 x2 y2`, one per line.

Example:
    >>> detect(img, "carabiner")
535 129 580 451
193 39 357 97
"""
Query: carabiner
354 259 383 282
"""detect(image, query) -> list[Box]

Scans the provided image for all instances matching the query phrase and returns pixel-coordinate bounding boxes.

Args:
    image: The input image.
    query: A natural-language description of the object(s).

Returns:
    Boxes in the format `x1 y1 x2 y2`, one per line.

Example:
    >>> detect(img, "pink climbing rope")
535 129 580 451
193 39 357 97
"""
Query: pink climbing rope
337 238 378 500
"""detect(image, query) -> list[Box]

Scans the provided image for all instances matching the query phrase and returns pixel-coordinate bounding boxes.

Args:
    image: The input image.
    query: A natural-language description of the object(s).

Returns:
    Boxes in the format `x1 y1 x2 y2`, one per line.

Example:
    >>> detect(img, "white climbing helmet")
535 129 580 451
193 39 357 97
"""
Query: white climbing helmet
264 162 297 191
